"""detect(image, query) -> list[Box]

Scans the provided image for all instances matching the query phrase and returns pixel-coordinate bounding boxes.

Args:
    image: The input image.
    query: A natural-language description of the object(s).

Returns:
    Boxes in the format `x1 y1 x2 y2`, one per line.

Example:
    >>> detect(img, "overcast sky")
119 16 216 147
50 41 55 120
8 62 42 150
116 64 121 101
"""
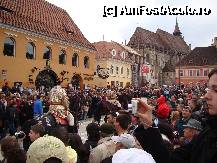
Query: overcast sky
46 0 217 49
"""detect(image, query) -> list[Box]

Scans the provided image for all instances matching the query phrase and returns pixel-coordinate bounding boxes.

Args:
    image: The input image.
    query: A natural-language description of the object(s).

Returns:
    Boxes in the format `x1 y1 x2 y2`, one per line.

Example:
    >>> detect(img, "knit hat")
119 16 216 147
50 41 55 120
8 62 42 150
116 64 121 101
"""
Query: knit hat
26 135 69 163
112 134 136 149
100 123 115 135
112 148 156 163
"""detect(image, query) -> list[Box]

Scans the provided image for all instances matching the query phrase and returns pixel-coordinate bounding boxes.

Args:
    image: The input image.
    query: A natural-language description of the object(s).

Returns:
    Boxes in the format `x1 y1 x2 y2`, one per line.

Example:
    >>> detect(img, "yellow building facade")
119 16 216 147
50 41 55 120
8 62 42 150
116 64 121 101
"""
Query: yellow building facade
0 0 96 89
93 41 132 88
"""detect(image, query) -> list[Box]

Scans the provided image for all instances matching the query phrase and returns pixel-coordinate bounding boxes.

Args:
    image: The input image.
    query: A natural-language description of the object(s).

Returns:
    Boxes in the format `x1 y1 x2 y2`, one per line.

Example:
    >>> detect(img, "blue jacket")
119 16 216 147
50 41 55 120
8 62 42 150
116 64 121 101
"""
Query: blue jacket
33 99 43 116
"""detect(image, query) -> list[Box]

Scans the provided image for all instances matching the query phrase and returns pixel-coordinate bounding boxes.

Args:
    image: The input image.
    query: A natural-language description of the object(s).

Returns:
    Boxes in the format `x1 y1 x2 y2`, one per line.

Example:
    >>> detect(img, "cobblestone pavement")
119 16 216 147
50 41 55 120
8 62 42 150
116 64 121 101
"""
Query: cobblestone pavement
78 117 105 143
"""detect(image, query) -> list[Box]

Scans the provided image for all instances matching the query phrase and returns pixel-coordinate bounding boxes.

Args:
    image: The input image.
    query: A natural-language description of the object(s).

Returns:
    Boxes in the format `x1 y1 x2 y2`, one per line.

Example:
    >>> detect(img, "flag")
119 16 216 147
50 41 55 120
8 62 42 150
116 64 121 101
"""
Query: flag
141 65 149 73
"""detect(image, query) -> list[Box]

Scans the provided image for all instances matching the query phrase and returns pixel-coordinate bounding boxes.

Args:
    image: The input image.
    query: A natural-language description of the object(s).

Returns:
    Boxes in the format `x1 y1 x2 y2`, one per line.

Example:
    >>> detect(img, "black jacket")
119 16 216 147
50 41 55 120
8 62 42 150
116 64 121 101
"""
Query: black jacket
171 115 217 163
134 124 170 163
134 116 217 163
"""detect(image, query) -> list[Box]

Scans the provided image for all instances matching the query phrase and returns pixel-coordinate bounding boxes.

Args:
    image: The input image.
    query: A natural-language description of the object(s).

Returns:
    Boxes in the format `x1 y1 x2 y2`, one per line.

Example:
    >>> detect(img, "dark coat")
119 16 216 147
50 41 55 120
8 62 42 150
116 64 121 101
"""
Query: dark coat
134 124 170 163
134 116 217 163
171 115 217 163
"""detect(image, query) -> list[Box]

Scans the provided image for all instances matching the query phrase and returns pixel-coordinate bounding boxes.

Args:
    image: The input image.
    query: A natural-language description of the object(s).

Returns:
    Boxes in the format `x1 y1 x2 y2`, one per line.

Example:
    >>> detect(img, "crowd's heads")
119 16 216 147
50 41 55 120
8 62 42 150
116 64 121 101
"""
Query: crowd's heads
106 111 117 124
182 106 192 119
27 135 69 163
100 123 115 137
114 113 132 132
86 122 100 141
0 136 26 163
112 133 136 149
29 124 45 142
183 118 202 131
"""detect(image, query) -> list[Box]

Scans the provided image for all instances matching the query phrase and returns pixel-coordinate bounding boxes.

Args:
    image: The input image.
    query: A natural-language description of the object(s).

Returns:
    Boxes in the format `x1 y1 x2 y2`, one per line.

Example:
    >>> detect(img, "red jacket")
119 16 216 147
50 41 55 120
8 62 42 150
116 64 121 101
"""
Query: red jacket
156 95 170 119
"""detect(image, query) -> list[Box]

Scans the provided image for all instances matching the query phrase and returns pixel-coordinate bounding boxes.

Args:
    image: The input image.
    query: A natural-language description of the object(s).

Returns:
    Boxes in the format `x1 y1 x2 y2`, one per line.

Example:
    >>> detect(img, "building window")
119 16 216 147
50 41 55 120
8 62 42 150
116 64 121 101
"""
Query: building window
196 69 200 76
110 65 114 74
84 56 89 68
189 70 193 76
111 81 115 86
59 50 66 64
121 51 125 59
121 67 123 74
72 53 79 67
111 49 116 57
43 46 51 60
120 82 123 87
116 81 119 86
116 67 119 74
179 70 184 76
127 68 129 77
204 69 209 76
26 42 35 59
3 37 15 56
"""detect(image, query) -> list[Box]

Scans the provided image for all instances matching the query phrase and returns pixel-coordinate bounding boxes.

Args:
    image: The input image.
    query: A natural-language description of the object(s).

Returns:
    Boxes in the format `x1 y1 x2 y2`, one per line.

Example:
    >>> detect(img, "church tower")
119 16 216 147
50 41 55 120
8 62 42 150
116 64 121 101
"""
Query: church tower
173 17 182 37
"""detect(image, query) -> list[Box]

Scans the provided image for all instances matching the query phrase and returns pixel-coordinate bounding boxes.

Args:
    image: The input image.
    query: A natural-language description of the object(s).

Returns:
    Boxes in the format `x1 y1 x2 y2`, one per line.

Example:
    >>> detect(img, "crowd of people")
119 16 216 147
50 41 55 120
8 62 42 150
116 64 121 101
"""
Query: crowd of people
0 68 217 163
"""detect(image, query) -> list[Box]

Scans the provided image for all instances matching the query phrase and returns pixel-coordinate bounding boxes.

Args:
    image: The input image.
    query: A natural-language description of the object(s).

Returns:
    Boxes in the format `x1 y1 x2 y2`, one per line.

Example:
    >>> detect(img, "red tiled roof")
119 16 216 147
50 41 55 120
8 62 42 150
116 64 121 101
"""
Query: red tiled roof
0 0 95 50
156 29 189 54
177 46 217 67
128 27 166 49
93 41 131 62
128 27 189 55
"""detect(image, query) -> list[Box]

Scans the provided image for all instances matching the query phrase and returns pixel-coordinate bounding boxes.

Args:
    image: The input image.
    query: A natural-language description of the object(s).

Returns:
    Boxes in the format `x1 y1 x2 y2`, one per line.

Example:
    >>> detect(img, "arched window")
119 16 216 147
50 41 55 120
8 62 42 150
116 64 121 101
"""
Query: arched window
84 56 89 68
3 37 15 56
121 67 123 74
43 46 51 60
59 50 66 64
121 51 125 59
72 53 79 67
26 42 35 59
111 49 116 57
127 68 130 77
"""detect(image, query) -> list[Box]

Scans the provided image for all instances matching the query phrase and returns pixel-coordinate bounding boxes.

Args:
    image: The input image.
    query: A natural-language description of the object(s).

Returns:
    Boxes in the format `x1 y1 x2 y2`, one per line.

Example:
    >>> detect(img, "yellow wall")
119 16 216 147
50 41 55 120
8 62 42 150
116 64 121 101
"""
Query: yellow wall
0 28 96 88
94 59 132 87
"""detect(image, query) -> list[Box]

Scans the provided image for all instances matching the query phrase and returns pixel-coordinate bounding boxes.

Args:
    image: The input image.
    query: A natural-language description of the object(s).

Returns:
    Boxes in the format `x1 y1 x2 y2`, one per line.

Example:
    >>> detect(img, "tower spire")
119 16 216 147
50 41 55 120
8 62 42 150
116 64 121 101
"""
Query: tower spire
173 17 182 37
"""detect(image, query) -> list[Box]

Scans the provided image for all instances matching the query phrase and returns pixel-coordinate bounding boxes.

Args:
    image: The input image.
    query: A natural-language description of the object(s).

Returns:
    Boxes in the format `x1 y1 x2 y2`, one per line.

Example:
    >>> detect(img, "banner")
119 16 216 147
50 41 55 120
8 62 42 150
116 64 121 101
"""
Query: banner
141 65 149 73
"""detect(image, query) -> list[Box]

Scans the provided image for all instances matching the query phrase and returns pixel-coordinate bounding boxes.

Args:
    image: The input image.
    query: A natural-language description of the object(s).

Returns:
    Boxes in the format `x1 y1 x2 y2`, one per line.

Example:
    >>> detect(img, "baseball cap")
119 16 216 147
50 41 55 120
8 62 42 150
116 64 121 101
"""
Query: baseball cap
111 134 136 149
26 135 69 163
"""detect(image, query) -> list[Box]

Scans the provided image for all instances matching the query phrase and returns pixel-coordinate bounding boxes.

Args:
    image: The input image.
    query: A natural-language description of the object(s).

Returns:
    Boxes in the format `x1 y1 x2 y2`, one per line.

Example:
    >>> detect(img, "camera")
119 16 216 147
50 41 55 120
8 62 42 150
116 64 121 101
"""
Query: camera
131 98 139 114
15 131 26 139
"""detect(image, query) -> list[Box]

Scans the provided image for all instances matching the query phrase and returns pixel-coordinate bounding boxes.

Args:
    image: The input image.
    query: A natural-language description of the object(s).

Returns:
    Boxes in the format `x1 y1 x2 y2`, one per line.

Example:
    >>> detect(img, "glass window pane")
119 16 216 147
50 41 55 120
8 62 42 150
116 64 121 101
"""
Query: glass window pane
3 38 15 56
43 47 51 59
26 42 35 59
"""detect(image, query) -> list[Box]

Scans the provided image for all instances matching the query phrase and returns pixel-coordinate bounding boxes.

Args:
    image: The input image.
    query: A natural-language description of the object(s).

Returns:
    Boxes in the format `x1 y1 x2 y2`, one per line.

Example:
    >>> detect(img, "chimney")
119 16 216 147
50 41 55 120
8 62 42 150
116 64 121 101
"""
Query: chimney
125 40 126 45
189 44 191 50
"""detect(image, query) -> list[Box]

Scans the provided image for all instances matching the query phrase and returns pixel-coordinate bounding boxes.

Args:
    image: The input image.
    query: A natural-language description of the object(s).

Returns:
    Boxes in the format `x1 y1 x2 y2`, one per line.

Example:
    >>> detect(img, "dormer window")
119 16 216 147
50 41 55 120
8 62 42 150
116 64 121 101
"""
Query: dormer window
64 24 74 35
121 51 126 59
0 6 13 13
111 49 116 56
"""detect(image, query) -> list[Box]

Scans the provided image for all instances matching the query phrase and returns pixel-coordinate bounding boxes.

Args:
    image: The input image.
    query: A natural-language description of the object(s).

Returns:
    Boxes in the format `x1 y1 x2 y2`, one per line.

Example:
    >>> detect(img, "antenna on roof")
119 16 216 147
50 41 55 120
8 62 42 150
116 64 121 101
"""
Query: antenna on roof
103 34 104 41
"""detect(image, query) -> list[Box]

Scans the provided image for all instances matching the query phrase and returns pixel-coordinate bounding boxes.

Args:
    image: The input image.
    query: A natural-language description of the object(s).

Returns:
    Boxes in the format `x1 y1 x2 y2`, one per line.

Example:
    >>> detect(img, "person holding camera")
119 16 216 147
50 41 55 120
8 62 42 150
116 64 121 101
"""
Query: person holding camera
134 68 217 163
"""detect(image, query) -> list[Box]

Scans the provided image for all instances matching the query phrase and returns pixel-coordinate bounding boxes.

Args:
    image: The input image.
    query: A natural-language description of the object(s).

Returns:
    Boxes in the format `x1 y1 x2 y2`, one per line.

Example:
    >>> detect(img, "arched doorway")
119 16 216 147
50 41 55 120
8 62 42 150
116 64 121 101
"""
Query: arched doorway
35 69 58 90
71 74 83 89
